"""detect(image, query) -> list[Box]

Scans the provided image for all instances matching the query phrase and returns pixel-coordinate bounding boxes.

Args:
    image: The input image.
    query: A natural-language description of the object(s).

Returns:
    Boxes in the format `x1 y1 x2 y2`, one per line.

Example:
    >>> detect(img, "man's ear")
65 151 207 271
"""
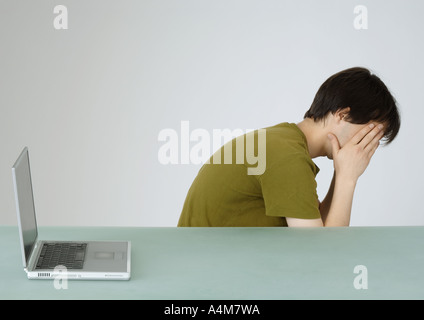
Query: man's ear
334 107 351 124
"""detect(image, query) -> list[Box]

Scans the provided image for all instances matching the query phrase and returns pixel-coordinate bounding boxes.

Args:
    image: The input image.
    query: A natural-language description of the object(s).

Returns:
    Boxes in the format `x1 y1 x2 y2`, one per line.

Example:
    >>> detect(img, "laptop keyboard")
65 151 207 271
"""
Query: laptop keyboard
35 243 87 270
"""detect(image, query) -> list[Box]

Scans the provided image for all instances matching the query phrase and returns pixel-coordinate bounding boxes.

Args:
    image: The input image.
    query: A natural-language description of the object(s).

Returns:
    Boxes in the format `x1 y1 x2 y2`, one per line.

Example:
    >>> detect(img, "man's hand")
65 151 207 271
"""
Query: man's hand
286 123 385 228
328 123 385 183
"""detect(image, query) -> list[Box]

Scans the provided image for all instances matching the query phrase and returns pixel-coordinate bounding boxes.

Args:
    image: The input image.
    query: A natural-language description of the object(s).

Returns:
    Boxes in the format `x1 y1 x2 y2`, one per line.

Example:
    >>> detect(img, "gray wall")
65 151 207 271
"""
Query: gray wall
1 0 422 226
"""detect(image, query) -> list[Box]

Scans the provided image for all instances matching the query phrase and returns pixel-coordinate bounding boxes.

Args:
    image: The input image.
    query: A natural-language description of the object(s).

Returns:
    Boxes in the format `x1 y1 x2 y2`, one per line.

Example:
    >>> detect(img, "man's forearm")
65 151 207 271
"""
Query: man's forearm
322 174 357 227
319 170 336 223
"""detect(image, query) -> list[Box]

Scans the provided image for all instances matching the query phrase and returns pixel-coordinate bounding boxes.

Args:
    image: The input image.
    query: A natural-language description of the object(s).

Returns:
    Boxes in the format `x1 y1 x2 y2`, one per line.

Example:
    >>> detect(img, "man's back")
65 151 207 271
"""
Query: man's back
178 122 321 227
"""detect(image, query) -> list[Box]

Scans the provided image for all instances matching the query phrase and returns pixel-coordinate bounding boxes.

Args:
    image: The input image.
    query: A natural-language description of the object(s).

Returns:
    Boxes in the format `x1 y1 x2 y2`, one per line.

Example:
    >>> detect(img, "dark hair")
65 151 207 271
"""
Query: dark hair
304 67 400 144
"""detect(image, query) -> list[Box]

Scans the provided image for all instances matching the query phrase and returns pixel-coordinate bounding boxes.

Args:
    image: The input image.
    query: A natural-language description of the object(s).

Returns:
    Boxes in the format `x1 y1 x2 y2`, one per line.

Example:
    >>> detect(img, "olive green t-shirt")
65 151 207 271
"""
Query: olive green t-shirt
177 122 321 227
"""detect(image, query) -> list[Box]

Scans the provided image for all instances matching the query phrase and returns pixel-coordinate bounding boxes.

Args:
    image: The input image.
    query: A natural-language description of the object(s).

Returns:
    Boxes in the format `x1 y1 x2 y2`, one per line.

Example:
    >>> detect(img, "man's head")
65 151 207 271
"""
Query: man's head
304 67 400 148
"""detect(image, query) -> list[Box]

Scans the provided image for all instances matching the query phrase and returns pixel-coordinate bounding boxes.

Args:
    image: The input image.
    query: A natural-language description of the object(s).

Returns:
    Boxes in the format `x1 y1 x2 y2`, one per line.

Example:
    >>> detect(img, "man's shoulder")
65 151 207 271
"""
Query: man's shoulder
258 122 319 176
263 122 307 143
262 122 309 157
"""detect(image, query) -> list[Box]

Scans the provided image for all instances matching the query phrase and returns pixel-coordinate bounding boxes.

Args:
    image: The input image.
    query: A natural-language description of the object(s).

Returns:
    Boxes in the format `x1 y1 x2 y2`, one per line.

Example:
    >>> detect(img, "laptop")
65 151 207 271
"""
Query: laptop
12 147 131 280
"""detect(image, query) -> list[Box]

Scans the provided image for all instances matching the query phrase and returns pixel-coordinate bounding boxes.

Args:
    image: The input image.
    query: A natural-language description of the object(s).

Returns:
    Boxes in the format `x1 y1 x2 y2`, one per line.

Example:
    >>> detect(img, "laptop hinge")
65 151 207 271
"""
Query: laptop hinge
26 240 43 271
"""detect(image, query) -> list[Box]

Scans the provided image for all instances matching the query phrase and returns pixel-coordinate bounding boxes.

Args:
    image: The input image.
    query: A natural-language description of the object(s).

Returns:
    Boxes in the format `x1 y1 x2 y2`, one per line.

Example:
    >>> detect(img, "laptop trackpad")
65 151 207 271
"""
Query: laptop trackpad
94 252 124 260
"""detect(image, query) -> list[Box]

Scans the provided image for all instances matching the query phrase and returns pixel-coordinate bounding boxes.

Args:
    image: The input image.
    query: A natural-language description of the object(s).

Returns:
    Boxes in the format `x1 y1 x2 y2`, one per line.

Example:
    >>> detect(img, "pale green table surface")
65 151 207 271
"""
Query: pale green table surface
1 226 424 299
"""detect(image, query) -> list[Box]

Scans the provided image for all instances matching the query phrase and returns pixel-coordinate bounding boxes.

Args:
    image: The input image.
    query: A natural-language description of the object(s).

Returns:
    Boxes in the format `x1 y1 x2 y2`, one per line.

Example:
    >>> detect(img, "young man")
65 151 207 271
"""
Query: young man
178 67 400 227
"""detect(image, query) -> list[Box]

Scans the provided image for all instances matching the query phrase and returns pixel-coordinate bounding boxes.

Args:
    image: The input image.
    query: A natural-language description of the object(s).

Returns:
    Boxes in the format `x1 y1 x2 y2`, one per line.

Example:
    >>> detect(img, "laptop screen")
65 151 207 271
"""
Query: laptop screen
12 147 38 268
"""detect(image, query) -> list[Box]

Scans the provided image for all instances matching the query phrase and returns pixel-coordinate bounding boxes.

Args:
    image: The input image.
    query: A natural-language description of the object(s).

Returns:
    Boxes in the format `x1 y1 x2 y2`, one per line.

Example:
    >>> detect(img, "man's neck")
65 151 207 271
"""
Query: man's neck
296 118 330 159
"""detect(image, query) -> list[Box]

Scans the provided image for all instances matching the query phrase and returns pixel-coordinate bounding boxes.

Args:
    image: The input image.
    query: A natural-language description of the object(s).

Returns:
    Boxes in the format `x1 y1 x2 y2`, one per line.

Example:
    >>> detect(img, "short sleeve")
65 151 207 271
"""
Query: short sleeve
258 154 321 219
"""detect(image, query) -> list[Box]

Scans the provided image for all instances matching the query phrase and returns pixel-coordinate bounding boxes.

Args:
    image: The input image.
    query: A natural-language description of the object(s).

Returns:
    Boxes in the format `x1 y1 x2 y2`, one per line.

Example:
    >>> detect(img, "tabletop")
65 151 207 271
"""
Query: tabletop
1 226 424 299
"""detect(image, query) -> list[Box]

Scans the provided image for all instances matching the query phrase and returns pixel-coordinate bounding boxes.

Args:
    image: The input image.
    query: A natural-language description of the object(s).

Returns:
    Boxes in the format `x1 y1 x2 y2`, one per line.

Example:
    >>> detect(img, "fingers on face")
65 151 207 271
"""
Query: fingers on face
353 123 385 148
351 124 376 145
366 131 384 158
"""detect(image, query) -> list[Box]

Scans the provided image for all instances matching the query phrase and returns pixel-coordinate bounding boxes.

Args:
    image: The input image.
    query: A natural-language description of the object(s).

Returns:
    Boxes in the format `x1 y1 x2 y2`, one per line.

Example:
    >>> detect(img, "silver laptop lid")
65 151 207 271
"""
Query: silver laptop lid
12 147 38 268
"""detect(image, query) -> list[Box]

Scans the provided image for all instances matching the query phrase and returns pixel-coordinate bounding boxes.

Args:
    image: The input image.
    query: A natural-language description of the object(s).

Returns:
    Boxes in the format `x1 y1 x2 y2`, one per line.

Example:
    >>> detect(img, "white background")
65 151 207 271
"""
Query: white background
1 0 422 226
